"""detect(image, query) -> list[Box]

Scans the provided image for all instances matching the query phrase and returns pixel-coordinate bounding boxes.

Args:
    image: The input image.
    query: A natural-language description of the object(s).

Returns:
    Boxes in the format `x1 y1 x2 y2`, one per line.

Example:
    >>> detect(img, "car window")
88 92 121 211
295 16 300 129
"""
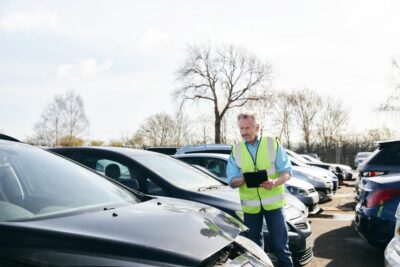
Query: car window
368 144 400 165
204 158 227 178
132 154 223 190
0 144 138 221
179 157 203 166
80 153 142 190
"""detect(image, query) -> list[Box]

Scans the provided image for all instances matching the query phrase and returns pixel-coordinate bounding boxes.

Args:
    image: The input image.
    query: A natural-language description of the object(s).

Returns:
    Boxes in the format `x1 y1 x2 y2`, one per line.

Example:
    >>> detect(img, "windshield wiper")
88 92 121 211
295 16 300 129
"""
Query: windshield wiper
197 185 221 192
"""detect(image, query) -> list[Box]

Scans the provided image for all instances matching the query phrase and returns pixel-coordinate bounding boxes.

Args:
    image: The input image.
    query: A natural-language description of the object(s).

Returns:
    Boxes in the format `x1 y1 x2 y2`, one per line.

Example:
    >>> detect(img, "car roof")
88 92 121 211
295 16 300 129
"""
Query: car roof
175 144 232 154
377 139 400 147
0 134 21 142
50 146 160 157
174 153 230 160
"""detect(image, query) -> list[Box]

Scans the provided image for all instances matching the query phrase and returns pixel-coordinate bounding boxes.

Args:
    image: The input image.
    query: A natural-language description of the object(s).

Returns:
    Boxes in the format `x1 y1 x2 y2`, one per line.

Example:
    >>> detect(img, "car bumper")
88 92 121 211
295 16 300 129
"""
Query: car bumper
315 187 333 202
354 211 395 247
385 237 400 267
296 193 320 214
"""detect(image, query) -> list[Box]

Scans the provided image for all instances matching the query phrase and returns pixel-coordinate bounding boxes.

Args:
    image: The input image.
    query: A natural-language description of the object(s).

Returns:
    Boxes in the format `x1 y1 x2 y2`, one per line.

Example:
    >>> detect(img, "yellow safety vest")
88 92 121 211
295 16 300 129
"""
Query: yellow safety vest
232 137 285 214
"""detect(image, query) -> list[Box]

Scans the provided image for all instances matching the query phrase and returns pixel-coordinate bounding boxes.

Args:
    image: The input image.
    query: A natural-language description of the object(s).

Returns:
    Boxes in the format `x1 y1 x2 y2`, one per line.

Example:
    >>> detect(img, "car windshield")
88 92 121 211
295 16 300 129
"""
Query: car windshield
288 155 308 167
132 154 223 190
286 150 310 164
302 155 321 163
0 142 139 222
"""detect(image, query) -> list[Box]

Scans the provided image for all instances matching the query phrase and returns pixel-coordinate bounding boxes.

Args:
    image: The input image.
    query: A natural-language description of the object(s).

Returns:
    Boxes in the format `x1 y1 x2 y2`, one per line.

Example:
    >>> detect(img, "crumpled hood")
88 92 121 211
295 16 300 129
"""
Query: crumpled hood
3 198 246 265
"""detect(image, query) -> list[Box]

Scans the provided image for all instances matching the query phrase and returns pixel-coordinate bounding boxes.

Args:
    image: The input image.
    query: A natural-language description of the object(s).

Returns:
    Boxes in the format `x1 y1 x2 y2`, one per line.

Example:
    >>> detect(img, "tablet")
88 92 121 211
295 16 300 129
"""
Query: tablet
243 170 268 188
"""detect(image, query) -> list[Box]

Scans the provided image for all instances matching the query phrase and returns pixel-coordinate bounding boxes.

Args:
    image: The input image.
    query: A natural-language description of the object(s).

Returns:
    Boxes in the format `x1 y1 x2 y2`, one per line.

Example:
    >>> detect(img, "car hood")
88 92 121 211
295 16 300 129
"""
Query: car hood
293 165 332 180
1 197 247 266
196 186 306 222
287 176 315 190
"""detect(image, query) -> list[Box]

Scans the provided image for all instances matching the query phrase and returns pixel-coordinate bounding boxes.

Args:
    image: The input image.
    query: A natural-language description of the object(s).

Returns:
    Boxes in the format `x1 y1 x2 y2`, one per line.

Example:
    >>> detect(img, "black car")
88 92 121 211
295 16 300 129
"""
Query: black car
356 139 400 196
49 147 314 266
0 139 273 266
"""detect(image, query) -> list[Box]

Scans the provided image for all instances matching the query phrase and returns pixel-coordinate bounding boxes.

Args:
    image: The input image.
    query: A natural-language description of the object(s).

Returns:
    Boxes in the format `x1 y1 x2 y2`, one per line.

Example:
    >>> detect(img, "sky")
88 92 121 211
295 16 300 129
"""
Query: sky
0 0 399 142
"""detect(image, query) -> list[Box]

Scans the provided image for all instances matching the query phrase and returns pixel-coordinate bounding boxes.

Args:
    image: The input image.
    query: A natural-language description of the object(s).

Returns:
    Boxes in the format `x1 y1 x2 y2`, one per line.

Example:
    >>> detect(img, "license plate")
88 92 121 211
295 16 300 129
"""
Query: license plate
305 235 312 248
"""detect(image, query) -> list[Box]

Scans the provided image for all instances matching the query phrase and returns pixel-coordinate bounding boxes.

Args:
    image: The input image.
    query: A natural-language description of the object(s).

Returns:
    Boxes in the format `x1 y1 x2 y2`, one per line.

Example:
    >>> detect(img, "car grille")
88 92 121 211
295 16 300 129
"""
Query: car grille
308 188 316 193
294 222 309 230
294 246 313 266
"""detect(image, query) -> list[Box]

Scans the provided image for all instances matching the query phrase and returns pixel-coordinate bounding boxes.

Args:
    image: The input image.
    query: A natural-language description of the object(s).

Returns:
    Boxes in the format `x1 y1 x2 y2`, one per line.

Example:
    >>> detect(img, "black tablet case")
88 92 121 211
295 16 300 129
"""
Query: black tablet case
243 170 268 188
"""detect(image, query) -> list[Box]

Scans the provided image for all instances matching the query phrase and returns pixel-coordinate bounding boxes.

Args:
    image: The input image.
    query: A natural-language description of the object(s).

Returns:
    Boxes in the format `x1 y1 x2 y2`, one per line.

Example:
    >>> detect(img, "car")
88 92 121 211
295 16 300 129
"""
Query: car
355 174 400 248
304 153 320 161
300 154 353 180
174 153 320 215
176 144 232 154
384 202 400 267
0 139 274 267
190 163 311 218
49 147 314 266
286 149 341 187
144 146 179 155
289 155 335 202
354 151 373 169
174 144 335 201
356 140 400 196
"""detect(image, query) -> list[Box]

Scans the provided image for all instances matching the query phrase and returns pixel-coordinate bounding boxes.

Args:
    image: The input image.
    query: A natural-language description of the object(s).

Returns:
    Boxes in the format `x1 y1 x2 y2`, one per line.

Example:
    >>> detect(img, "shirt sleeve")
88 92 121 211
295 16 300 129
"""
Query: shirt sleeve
276 143 293 175
226 154 241 188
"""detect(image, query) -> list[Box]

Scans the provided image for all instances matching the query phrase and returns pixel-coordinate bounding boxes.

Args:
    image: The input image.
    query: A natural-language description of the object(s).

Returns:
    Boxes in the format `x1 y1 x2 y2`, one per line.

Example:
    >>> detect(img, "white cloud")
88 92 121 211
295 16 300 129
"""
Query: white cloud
57 59 112 79
137 28 169 49
0 7 59 32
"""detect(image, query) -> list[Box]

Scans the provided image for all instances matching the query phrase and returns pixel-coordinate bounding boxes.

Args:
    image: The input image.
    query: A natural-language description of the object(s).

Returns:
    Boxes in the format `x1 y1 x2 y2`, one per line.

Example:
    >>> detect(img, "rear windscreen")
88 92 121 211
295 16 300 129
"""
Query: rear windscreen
368 143 400 165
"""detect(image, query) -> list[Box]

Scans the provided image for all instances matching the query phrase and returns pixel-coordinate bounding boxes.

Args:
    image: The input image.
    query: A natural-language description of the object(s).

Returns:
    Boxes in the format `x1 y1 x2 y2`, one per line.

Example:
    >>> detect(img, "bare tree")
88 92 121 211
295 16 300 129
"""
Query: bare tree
172 105 192 146
293 88 322 152
175 44 273 143
137 112 191 147
34 90 89 146
271 91 296 149
316 97 349 147
379 57 400 126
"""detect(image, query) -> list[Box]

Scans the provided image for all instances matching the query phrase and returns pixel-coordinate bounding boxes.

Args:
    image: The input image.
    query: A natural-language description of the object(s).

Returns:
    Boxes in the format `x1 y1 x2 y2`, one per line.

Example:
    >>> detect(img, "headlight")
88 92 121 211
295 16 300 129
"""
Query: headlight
234 235 274 266
287 185 308 196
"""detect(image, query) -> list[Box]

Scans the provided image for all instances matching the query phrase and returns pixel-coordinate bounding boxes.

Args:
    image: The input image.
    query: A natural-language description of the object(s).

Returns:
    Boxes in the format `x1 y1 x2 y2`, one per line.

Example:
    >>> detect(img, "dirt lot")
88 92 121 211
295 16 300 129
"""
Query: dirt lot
303 179 385 267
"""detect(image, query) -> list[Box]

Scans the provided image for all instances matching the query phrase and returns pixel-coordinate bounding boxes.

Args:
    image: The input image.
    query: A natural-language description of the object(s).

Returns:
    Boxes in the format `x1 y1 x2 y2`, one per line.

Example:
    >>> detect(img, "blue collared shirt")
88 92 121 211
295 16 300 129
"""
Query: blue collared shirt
227 136 292 187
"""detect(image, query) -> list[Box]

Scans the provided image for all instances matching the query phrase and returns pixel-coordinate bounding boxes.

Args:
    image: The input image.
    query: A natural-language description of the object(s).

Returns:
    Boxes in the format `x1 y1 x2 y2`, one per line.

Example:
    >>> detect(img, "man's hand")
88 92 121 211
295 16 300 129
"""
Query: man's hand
260 180 275 190
230 176 245 188
260 171 291 190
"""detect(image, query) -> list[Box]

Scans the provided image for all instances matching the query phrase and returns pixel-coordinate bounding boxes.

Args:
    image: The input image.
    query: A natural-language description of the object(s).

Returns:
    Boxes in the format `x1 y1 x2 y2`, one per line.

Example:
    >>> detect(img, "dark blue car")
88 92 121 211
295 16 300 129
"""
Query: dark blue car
355 174 400 248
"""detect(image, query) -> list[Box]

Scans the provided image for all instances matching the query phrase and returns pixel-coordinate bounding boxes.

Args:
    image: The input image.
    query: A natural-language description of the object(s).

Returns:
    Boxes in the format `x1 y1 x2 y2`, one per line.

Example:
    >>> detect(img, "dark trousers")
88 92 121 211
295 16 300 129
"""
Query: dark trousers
244 208 293 267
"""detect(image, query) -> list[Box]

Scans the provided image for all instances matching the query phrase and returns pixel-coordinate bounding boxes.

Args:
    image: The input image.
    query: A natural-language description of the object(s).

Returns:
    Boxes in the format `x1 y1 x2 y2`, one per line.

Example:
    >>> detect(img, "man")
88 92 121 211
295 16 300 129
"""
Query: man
227 111 293 267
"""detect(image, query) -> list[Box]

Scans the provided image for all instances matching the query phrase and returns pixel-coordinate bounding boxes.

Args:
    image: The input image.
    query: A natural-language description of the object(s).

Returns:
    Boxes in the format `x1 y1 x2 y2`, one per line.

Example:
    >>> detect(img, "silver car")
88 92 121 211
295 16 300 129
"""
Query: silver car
174 153 320 214
384 203 400 266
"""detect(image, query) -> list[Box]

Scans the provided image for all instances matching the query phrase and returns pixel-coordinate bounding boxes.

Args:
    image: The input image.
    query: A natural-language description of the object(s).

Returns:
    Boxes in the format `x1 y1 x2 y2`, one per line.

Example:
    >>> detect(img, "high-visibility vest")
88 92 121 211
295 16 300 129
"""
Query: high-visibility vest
232 137 285 214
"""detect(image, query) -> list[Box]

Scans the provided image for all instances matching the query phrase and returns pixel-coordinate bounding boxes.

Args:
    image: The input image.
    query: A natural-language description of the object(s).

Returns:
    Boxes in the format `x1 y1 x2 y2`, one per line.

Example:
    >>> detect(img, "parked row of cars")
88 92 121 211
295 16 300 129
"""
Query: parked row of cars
0 138 278 266
352 139 400 266
172 143 347 207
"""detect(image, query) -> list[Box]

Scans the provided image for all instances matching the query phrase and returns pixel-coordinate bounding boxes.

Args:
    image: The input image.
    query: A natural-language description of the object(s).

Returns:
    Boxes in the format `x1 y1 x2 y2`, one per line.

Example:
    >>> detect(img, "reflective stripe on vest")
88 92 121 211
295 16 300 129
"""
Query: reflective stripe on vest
241 194 285 207
232 137 285 213
235 137 277 175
